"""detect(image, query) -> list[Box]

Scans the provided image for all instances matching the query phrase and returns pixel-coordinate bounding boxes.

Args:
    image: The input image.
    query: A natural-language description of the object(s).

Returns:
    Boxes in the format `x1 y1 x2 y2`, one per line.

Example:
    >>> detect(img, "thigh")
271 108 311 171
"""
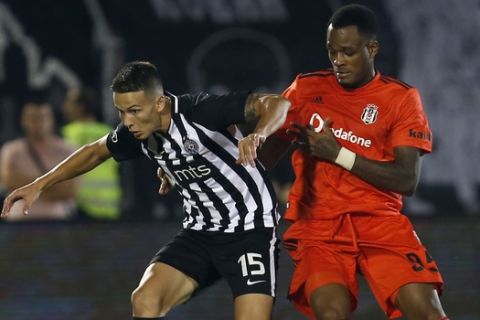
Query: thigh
136 262 198 308
213 228 279 298
358 219 443 319
234 293 273 320
396 283 446 320
151 229 221 291
286 240 358 318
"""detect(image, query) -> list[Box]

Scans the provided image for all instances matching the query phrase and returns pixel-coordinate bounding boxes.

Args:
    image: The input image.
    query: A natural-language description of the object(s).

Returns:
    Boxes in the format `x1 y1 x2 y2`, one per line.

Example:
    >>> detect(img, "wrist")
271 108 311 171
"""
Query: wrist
334 147 356 171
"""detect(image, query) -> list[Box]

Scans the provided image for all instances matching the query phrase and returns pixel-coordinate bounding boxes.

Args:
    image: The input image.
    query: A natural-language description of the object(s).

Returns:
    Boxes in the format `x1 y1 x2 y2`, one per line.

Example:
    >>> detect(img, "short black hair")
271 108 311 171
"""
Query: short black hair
328 4 378 40
111 61 164 94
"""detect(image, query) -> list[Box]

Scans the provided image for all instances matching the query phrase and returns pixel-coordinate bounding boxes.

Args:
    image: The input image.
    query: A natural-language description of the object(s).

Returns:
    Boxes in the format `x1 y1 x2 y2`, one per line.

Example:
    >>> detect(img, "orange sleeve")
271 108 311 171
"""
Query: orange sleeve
275 77 301 141
390 88 432 153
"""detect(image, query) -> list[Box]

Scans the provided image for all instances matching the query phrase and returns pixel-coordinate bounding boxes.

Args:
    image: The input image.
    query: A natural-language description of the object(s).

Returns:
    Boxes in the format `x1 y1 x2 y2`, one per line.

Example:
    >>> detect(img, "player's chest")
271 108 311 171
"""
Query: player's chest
298 94 394 150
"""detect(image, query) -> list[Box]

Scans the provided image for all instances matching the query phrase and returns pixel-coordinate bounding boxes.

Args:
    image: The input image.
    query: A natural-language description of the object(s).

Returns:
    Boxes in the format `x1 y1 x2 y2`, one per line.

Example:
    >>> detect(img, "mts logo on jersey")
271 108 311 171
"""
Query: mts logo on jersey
171 162 213 183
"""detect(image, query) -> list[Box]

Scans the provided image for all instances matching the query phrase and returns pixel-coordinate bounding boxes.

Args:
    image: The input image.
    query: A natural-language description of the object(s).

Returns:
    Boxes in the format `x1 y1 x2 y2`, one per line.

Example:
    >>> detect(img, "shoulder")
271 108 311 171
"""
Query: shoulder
298 69 335 80
378 75 416 93
286 69 335 99
290 69 336 90
176 92 209 113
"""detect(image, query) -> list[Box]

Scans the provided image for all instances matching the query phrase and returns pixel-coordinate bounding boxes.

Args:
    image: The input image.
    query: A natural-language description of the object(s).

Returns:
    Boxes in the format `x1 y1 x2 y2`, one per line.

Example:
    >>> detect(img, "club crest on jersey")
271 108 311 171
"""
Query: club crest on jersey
361 104 378 125
183 137 199 155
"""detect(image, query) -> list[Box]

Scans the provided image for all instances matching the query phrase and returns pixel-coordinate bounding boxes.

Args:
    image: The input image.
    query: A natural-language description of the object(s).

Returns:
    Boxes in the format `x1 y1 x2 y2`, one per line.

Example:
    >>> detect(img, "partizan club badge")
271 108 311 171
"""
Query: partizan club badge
183 137 199 155
361 104 378 125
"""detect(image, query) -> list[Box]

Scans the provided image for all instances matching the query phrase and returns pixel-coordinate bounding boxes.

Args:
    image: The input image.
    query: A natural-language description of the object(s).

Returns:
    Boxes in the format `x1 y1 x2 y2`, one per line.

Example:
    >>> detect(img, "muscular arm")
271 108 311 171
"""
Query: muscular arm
244 93 291 138
236 94 291 167
1 135 112 216
34 136 112 190
350 146 421 196
257 135 292 170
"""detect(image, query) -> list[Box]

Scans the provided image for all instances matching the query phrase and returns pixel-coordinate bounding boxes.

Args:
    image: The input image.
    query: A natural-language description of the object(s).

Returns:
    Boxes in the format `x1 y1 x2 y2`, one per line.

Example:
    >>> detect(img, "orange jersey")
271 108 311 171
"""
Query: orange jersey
277 70 432 221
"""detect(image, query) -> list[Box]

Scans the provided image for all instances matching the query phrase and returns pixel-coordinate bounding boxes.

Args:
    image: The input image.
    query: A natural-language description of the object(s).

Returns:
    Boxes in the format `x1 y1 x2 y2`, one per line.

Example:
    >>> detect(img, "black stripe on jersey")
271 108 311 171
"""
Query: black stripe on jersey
172 114 236 231
196 180 231 231
380 76 413 89
191 123 265 231
185 206 200 229
181 180 211 231
219 128 278 227
173 114 248 231
299 69 334 79
155 131 207 229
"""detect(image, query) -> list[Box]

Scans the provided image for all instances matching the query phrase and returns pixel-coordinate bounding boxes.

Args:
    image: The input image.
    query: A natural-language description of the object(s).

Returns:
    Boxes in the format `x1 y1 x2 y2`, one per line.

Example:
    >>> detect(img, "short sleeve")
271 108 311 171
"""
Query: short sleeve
106 123 144 161
390 88 432 153
274 77 301 141
188 92 249 130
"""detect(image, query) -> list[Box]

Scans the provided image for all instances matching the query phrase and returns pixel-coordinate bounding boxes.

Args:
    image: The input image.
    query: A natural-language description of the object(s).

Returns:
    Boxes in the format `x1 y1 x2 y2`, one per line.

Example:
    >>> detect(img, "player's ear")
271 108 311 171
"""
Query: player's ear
155 95 168 112
367 40 379 59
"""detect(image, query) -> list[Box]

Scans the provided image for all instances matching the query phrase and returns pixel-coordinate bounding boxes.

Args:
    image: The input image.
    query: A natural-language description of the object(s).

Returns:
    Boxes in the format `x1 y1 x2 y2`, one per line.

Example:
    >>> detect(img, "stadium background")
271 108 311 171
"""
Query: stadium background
0 0 479 319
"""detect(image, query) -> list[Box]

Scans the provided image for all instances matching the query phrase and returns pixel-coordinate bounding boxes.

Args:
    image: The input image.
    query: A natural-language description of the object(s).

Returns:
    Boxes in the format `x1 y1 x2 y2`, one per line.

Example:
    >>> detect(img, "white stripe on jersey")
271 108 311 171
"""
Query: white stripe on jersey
145 109 277 233
188 118 276 221
180 115 262 225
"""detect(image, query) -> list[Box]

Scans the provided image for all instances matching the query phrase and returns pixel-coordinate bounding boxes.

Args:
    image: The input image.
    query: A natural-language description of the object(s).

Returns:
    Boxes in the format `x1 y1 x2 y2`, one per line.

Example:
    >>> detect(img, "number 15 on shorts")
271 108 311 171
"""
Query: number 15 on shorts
238 253 266 284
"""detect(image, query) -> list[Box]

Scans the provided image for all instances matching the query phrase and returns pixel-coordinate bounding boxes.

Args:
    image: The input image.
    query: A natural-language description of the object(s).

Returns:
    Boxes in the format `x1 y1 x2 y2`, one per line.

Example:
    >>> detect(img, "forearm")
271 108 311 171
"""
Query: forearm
253 95 290 137
33 141 110 192
41 179 78 201
349 155 417 195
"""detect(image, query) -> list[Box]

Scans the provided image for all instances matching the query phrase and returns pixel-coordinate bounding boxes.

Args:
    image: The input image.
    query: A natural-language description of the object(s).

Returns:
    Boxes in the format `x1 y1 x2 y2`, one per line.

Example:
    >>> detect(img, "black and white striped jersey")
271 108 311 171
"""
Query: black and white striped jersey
106 92 279 233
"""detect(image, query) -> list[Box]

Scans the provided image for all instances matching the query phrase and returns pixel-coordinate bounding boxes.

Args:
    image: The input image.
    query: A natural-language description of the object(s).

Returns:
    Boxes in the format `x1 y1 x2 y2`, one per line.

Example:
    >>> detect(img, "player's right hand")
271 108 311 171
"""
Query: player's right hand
1 183 41 218
157 167 174 195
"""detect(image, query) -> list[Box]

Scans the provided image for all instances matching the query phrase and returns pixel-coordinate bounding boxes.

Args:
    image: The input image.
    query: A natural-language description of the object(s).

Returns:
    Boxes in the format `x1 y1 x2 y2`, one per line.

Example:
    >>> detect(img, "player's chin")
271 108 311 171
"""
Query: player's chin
337 77 356 88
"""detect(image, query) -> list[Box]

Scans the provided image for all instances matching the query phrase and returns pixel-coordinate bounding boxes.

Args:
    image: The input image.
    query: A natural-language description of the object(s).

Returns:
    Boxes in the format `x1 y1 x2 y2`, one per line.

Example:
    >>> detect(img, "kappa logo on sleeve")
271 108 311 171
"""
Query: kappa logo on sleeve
409 129 432 141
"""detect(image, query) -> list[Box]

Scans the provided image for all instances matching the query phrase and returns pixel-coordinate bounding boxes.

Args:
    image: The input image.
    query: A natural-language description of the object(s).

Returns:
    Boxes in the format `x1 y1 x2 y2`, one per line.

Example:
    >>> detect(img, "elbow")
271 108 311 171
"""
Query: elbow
280 96 292 114
399 175 419 196
275 96 291 125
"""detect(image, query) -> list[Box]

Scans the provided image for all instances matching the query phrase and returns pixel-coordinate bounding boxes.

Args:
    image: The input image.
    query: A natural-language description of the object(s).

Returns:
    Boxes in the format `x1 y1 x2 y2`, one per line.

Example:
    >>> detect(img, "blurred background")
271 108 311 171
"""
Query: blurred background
0 0 478 319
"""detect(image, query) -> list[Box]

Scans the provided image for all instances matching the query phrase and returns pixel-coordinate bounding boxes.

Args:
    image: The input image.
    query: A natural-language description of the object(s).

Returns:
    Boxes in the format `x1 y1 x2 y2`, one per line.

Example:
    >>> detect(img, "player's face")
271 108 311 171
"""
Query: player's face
113 90 164 140
326 24 378 89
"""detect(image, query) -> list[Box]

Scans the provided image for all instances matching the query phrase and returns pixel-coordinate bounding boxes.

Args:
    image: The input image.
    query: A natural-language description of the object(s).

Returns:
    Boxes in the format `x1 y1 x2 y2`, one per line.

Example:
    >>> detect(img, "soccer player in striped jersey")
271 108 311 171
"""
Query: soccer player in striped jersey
259 4 449 320
1 61 291 320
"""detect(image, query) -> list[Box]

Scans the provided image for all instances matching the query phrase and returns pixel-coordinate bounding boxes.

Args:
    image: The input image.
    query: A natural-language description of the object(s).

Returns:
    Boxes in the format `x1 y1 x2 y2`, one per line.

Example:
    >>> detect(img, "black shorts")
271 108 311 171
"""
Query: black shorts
150 227 279 298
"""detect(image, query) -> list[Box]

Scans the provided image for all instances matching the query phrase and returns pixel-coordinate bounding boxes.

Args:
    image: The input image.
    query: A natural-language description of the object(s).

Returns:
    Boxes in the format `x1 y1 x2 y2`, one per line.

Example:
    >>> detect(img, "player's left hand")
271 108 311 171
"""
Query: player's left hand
288 119 341 162
236 133 266 167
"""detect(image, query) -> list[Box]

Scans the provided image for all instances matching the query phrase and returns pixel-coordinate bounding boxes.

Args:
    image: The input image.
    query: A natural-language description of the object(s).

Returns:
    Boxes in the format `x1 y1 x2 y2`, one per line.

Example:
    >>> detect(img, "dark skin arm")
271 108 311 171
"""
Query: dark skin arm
1 135 112 217
236 93 291 167
290 119 421 196
257 135 292 170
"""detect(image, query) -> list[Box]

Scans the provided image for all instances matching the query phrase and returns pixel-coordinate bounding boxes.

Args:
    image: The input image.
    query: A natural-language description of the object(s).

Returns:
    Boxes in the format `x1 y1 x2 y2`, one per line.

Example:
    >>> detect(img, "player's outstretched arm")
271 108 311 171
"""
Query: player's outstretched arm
1 135 112 218
236 94 291 167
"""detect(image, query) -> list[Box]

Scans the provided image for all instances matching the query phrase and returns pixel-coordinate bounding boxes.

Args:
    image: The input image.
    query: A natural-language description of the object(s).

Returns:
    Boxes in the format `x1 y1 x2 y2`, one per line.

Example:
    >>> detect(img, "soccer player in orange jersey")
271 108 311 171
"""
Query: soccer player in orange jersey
259 4 449 320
